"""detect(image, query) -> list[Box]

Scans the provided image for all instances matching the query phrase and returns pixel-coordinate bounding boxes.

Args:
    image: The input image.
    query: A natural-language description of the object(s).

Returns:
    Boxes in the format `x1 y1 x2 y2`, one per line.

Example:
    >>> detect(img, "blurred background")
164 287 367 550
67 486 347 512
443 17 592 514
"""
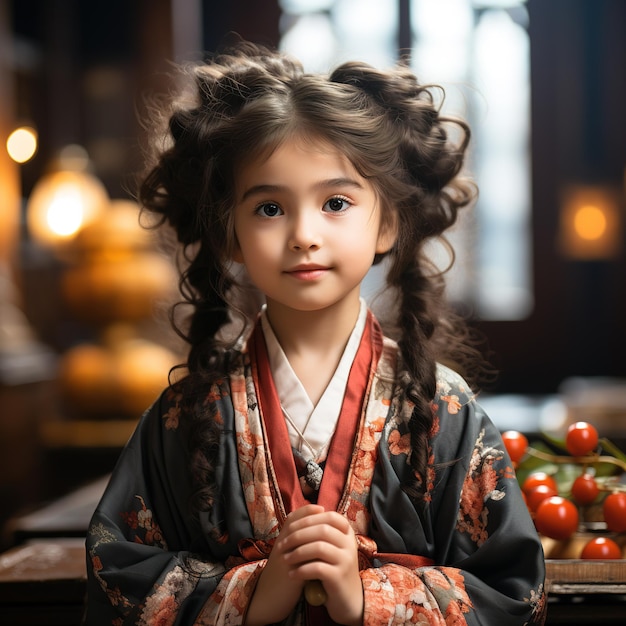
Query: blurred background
0 0 625 549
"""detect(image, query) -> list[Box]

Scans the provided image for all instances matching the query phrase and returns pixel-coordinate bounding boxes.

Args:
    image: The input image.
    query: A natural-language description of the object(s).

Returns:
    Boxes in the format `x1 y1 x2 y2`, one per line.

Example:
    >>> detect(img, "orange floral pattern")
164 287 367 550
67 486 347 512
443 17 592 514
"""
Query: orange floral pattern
440 394 462 415
88 522 134 619
138 567 191 626
389 428 411 456
162 388 182 430
231 358 283 539
526 584 547 623
194 562 263 625
457 429 508 545
121 495 167 549
361 564 472 625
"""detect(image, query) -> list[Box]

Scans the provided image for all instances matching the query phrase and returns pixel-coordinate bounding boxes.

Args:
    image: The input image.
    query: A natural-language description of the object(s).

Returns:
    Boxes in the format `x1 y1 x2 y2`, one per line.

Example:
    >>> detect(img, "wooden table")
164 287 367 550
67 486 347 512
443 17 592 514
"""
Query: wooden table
545 559 626 624
5 475 109 545
0 538 86 626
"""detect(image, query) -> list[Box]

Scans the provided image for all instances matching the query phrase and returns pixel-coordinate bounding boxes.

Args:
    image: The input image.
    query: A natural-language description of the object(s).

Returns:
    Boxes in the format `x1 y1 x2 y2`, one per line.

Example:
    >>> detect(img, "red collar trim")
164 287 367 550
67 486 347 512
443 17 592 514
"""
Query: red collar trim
249 311 383 517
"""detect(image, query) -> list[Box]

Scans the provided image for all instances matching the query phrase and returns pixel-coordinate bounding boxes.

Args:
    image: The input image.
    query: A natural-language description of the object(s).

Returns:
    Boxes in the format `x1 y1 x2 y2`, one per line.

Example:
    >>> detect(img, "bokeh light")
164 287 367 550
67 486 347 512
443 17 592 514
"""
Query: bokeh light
27 168 109 247
573 205 607 241
6 126 38 163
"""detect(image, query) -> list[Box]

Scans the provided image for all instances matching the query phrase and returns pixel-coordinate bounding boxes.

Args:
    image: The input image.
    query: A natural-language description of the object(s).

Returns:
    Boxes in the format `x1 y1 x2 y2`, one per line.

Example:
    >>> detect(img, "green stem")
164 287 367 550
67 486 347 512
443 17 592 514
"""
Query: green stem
599 438 626 464
525 446 626 472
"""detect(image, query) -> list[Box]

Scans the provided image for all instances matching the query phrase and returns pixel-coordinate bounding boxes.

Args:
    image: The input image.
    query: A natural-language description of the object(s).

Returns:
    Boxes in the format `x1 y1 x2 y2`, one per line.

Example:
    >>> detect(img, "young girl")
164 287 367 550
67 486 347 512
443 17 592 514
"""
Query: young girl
85 41 546 625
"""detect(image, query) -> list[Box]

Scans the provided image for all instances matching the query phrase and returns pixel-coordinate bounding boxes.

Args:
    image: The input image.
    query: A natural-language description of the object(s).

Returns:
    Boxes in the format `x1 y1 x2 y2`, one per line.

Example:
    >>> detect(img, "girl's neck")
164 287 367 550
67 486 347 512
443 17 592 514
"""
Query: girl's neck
264 296 362 404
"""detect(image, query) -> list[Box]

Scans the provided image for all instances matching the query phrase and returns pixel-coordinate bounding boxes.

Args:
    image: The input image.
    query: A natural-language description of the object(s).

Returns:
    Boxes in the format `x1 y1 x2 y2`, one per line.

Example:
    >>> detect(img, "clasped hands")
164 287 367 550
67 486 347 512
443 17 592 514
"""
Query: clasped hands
245 504 363 626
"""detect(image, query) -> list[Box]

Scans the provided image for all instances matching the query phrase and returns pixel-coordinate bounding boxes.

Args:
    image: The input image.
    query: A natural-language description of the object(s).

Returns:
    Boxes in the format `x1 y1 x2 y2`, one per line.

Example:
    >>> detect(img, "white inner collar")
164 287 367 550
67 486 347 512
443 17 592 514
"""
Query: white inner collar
260 300 368 461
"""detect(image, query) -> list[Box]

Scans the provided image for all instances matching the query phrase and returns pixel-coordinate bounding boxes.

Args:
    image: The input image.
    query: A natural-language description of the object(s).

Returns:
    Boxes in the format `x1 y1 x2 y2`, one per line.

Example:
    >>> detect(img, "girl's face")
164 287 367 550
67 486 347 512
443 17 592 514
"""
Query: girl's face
232 135 396 323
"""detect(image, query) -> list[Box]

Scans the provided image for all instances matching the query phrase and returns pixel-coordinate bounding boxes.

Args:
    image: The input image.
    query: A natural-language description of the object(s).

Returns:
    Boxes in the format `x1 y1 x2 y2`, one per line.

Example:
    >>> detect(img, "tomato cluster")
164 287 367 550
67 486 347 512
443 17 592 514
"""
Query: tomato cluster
503 420 626 560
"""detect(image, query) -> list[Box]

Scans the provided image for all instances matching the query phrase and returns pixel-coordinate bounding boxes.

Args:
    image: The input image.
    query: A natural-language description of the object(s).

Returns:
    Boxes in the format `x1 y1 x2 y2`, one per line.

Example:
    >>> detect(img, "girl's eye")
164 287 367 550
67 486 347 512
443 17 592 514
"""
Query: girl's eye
256 203 282 217
323 197 350 213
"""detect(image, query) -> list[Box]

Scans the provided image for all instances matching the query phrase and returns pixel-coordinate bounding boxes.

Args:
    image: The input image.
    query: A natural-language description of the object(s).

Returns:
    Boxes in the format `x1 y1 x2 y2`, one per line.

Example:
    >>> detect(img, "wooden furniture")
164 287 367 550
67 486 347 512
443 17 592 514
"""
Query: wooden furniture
0 371 57 543
0 538 86 626
545 560 626 625
5 475 109 546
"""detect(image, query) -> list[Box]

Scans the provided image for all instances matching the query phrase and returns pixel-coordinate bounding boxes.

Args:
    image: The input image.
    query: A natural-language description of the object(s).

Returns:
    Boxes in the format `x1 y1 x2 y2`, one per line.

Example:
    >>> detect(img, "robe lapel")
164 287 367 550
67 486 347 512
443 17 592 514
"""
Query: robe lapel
250 323 307 517
316 315 382 512
249 312 383 517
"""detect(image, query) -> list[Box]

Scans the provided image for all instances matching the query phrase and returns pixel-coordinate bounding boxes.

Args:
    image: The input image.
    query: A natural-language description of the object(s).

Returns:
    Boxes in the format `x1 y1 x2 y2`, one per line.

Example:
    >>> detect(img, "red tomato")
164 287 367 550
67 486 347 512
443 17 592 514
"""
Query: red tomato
580 537 622 560
534 496 579 540
603 492 626 533
501 430 528 465
526 484 558 513
565 421 599 457
522 472 558 496
571 474 600 505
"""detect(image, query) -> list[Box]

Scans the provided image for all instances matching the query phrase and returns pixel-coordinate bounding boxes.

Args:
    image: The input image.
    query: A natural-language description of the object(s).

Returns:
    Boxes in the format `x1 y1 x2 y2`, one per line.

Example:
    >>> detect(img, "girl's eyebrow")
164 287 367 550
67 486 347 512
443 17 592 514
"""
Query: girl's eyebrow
240 177 365 202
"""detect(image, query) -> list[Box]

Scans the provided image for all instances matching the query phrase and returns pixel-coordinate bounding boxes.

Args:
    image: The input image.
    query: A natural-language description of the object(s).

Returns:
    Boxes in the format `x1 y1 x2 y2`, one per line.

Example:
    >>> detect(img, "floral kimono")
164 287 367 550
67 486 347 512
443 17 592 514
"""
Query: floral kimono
85 312 546 625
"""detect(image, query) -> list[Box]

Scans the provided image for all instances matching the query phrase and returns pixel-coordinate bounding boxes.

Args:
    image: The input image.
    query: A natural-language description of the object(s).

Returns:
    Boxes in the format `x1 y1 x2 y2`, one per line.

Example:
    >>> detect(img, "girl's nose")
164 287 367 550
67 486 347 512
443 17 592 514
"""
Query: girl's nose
288 211 322 251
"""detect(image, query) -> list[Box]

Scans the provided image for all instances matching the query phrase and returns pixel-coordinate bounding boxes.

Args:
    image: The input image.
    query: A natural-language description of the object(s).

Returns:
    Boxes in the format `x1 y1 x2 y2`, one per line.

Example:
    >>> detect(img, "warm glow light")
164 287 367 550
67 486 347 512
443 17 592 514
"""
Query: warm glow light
6 126 38 163
573 204 607 241
559 184 622 259
45 185 86 237
27 168 109 247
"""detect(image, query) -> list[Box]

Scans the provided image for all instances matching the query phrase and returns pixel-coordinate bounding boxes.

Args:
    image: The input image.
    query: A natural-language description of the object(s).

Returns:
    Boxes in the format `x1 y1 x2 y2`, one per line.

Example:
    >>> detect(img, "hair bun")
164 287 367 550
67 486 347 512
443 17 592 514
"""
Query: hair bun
192 44 304 117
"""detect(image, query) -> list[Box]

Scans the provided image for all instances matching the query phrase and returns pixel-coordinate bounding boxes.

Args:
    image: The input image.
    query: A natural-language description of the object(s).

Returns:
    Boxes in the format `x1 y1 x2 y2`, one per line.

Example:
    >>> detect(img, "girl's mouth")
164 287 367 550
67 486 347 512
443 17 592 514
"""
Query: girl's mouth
285 266 329 281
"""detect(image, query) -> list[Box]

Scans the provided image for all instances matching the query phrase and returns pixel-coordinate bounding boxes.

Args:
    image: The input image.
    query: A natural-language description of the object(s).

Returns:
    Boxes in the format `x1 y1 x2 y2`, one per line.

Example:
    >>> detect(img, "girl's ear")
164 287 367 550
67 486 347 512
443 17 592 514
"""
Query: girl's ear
375 210 398 254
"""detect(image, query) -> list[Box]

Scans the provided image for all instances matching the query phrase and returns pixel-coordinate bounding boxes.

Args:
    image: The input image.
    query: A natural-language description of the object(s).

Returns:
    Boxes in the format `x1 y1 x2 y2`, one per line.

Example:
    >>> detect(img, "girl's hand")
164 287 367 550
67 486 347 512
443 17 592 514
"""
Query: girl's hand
245 505 321 625
279 505 363 626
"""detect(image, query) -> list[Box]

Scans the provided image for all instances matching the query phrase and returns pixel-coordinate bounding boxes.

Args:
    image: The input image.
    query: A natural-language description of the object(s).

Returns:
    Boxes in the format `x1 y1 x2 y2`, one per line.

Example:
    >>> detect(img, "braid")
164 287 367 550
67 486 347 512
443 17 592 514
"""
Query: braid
390 251 446 498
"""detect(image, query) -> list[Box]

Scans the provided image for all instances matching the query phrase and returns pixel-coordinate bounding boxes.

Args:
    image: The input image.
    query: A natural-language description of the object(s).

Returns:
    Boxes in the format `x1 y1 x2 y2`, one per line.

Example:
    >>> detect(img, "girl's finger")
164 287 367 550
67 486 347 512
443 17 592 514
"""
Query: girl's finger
285 504 325 525
286 509 350 535
280 521 351 556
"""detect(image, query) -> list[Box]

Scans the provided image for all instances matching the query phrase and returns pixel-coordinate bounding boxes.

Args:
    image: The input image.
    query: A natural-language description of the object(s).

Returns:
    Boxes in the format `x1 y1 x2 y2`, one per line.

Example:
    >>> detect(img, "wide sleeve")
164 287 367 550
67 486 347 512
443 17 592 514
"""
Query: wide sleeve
362 365 546 626
84 387 265 626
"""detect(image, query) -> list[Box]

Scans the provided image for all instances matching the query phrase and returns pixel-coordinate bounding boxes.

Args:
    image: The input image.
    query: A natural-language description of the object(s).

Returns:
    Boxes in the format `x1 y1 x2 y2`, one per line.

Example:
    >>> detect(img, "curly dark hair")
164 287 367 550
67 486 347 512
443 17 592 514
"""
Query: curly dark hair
139 41 482 513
